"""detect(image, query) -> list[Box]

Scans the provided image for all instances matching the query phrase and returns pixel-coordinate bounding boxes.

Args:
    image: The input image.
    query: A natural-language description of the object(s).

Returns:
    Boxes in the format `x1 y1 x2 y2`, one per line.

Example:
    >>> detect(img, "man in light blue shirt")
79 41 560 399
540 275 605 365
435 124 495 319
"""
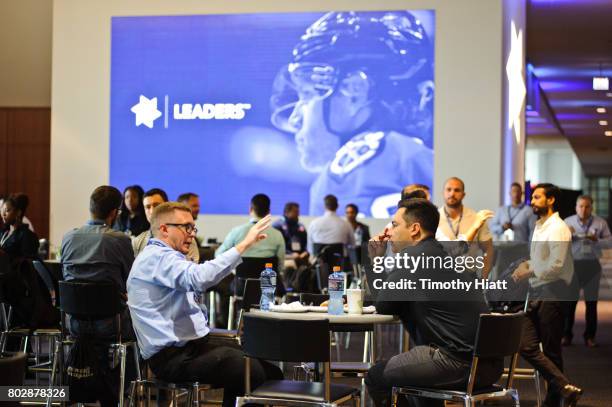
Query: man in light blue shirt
307 194 355 254
127 202 282 407
490 183 537 242
563 195 612 347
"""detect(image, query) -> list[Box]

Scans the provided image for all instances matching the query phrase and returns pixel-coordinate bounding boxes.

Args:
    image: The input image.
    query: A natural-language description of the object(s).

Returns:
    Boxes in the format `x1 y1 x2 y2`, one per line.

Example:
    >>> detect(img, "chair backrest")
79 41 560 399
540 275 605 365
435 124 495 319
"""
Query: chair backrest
59 280 122 320
235 257 278 279
241 313 330 362
0 351 27 387
312 243 344 267
299 293 329 306
473 312 525 358
241 278 261 311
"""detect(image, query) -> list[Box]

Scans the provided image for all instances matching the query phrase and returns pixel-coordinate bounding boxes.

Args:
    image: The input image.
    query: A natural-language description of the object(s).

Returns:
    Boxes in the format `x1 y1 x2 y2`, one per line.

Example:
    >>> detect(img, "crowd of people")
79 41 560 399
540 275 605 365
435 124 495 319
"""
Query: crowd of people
1 177 610 407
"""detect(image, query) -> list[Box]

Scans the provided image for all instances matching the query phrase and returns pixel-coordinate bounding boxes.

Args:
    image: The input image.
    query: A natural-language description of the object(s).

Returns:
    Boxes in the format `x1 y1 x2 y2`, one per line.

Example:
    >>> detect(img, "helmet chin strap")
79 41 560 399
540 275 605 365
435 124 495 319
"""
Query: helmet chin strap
322 96 377 145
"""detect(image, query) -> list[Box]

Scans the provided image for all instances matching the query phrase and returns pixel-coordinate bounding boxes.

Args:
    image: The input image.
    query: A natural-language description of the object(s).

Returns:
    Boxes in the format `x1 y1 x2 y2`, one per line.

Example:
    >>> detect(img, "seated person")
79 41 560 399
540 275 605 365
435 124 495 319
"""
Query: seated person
113 185 149 236
132 188 199 262
0 194 39 261
272 202 309 268
61 185 135 339
127 202 283 407
365 199 502 407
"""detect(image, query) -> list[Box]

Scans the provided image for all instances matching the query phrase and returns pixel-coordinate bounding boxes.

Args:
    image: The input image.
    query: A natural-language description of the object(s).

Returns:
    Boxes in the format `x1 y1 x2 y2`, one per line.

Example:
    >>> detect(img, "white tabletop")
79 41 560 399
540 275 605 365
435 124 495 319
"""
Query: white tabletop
248 309 396 324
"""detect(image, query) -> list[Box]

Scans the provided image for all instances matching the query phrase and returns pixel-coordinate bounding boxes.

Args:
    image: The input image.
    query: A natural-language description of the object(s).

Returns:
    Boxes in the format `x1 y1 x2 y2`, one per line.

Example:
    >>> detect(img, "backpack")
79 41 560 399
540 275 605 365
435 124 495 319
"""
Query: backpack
64 336 119 405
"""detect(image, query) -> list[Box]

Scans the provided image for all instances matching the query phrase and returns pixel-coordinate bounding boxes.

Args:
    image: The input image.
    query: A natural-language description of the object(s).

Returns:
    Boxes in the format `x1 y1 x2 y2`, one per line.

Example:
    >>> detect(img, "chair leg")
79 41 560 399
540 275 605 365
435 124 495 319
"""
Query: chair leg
35 336 41 385
510 388 520 407
391 388 398 407
119 344 127 407
192 384 200 407
235 396 244 407
227 296 235 330
534 369 542 407
47 341 60 407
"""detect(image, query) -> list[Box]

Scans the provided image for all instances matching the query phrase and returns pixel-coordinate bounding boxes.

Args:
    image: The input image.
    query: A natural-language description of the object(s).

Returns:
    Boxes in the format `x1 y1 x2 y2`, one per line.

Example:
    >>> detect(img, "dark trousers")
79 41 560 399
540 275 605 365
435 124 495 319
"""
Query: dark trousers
365 345 502 407
520 301 569 406
148 335 283 407
563 259 601 340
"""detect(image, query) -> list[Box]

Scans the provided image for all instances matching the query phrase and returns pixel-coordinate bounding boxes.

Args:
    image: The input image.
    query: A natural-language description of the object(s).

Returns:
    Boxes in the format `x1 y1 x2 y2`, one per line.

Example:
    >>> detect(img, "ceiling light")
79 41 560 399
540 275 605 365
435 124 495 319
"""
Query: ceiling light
593 77 609 91
596 107 606 113
606 130 612 137
599 120 608 126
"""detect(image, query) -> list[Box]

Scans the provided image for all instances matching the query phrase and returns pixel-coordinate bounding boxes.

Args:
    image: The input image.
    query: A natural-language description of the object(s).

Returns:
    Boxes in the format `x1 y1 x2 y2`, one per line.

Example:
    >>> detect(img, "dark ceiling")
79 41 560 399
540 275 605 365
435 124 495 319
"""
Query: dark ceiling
526 0 612 176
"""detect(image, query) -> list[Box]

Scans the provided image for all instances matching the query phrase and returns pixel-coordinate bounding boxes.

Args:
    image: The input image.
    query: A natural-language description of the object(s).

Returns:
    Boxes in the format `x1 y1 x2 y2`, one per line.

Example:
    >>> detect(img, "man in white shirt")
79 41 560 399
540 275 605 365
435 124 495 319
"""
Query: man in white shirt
437 177 494 278
307 194 355 254
512 183 582 406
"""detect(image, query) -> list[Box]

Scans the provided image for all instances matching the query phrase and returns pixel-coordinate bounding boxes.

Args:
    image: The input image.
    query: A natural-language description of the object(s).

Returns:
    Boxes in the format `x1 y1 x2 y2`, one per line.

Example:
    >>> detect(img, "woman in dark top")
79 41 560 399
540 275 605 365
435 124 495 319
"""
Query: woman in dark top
0 194 39 260
113 185 149 236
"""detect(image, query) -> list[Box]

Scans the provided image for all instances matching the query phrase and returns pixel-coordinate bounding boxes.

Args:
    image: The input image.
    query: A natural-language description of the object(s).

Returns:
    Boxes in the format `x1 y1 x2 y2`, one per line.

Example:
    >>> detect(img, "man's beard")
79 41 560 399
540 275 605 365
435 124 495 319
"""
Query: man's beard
532 205 547 218
445 199 462 209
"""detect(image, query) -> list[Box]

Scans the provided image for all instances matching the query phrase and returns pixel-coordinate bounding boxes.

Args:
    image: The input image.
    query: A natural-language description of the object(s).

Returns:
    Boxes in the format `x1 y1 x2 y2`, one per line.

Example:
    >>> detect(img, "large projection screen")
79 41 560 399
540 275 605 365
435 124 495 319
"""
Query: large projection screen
110 10 435 218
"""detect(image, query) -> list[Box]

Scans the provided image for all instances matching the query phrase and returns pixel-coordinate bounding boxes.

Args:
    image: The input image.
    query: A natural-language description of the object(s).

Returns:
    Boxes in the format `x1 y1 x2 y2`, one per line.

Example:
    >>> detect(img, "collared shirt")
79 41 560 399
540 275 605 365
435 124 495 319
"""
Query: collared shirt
307 211 356 253
132 229 200 263
564 214 612 261
272 216 308 254
436 206 493 242
489 204 537 242
216 219 285 271
61 221 134 292
127 239 241 359
527 212 573 287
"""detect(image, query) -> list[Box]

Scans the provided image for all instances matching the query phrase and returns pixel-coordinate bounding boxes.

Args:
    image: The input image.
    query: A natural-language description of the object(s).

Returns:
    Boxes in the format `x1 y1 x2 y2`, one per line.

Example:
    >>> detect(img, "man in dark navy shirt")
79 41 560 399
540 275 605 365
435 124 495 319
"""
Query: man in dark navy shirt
272 202 309 262
365 199 502 407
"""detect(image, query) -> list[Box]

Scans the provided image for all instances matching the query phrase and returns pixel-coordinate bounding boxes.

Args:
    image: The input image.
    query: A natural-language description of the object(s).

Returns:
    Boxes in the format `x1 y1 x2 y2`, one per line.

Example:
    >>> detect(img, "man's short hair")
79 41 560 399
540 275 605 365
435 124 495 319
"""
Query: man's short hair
577 194 593 204
346 203 359 213
397 198 439 235
283 202 299 214
90 186 122 220
177 192 198 202
145 188 169 202
251 194 271 218
533 183 561 210
150 202 192 236
444 177 465 191
401 189 429 201
324 194 339 211
510 182 522 190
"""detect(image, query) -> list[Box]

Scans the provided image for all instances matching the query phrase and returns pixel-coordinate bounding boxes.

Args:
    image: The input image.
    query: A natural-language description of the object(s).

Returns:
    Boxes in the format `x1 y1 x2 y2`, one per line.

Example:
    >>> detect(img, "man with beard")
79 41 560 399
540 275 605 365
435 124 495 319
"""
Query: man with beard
511 183 582 406
436 177 494 278
272 202 309 266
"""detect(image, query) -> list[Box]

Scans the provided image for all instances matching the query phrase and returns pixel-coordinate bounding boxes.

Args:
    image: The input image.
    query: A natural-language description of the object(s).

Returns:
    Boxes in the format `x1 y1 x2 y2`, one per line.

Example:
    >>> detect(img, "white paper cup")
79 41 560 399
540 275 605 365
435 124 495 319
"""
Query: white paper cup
347 289 364 314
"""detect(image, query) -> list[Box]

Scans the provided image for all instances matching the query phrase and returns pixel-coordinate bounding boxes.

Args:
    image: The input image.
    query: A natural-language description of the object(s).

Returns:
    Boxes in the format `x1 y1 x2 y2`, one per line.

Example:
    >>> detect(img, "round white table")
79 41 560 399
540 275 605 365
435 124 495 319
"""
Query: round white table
248 309 395 324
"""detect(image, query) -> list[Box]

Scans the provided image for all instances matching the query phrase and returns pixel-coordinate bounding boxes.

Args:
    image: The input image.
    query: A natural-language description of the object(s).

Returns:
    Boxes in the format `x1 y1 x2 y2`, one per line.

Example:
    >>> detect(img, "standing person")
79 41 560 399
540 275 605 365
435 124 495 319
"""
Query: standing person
114 185 149 236
511 183 582 406
437 177 494 278
178 192 201 220
563 195 611 347
490 182 537 242
345 203 371 246
128 203 283 407
0 194 39 261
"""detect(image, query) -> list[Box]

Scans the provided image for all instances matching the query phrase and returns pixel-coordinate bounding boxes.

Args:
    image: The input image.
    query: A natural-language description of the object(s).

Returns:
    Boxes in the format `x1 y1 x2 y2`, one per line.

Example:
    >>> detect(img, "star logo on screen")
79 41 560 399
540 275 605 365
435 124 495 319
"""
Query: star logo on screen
130 95 162 128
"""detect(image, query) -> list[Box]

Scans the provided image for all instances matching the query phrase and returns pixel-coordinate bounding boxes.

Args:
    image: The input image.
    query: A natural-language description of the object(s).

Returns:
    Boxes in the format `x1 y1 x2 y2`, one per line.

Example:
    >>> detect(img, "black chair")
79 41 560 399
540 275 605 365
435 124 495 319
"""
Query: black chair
227 257 278 329
48 281 140 407
0 351 27 407
312 244 344 291
392 312 524 407
238 314 360 407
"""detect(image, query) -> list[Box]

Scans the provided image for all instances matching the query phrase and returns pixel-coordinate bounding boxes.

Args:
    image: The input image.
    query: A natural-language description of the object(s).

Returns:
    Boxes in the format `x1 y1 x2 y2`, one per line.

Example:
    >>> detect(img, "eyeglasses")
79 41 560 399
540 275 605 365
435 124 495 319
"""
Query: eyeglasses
166 223 198 235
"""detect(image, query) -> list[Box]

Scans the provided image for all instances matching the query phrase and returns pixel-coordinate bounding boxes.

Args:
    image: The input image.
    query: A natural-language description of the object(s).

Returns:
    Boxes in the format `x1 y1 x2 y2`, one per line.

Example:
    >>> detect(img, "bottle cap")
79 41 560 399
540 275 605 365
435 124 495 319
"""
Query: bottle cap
333 266 341 272
265 263 273 268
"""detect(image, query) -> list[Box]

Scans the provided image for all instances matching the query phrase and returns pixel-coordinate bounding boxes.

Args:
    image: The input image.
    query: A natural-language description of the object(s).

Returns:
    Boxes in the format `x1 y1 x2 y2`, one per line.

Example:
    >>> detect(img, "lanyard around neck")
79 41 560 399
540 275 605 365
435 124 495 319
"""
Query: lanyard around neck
444 207 463 239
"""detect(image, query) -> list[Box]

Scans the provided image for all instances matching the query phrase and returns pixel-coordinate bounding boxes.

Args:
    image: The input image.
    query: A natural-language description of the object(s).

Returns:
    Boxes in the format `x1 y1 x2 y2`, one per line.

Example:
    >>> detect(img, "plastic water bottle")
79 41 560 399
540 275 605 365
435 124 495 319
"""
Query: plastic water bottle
328 266 345 315
259 263 276 311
